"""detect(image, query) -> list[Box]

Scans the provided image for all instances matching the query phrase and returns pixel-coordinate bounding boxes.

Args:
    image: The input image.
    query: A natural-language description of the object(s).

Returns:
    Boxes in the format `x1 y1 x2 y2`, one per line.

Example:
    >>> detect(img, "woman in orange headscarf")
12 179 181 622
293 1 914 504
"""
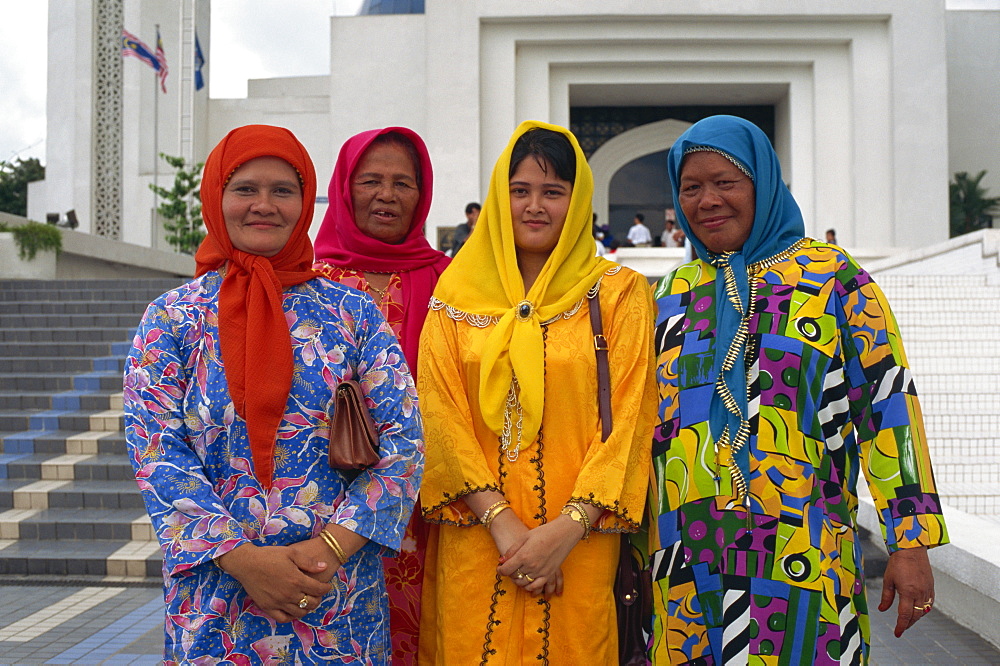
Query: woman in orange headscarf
124 125 423 664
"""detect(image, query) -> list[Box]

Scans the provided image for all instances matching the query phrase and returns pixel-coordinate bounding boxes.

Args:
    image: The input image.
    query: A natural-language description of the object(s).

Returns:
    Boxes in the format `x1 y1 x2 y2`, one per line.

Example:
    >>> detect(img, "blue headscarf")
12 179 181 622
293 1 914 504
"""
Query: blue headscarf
666 115 805 500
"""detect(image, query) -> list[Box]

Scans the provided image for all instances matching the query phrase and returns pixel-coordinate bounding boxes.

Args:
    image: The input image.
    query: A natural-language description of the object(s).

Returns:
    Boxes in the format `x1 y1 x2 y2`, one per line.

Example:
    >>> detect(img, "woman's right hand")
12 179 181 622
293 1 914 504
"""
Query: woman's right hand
488 507 531 558
216 543 333 623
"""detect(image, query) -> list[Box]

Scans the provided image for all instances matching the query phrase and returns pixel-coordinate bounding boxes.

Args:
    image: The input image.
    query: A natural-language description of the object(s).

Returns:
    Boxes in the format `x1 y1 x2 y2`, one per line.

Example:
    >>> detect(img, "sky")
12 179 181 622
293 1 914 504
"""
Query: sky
0 0 362 165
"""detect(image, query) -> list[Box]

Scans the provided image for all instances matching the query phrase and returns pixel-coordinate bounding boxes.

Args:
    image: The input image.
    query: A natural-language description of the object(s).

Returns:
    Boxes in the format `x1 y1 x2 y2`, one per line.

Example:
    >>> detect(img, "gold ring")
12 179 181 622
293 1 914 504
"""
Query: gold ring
514 570 525 580
298 596 309 609
524 574 535 583
913 605 926 612
923 603 933 613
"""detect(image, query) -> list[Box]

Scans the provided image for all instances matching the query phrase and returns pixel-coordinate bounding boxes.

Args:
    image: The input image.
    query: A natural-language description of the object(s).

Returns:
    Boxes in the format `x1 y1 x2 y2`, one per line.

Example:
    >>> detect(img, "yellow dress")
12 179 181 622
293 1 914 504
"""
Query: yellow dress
418 266 658 665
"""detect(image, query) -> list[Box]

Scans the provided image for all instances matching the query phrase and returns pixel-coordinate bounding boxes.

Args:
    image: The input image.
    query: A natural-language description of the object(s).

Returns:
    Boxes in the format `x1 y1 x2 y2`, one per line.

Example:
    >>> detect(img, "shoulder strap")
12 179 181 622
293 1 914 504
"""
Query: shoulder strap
588 291 612 442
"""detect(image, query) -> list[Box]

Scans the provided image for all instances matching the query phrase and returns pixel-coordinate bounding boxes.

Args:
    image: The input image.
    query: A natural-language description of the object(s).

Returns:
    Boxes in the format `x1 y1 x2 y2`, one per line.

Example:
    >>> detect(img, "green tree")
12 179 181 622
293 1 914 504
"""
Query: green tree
150 153 205 254
0 157 46 217
950 170 1000 238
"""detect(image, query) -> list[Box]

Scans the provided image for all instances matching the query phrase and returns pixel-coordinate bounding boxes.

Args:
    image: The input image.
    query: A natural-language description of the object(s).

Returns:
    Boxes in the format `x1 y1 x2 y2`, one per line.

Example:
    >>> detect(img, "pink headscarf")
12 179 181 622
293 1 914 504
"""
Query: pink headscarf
314 127 450 367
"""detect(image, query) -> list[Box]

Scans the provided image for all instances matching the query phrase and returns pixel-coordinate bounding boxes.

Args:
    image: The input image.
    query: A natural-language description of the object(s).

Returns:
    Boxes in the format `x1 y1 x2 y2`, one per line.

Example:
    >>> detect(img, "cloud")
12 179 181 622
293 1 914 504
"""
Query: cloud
0 5 47 162
0 1 365 159
210 1 343 98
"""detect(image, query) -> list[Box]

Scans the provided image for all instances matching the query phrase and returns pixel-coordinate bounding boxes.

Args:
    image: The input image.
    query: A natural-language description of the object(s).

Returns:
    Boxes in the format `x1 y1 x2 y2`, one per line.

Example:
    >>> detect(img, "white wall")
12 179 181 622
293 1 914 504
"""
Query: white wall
321 1 951 249
36 0 992 258
946 9 1000 200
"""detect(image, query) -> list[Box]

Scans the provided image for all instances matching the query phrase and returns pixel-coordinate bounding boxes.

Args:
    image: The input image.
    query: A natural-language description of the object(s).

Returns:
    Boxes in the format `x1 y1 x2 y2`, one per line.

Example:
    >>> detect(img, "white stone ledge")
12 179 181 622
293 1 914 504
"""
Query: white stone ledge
858 498 1000 649
0 212 194 279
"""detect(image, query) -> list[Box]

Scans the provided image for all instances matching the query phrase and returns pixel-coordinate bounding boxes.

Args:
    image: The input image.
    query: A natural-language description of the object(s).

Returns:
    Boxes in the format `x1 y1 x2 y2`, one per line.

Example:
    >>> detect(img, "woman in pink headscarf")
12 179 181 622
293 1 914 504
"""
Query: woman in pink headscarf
313 127 450 664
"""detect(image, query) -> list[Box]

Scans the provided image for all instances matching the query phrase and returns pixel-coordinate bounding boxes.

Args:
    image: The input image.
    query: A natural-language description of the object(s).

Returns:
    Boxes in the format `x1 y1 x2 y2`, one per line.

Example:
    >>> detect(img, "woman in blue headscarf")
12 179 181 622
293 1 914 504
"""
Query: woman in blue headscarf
647 116 948 664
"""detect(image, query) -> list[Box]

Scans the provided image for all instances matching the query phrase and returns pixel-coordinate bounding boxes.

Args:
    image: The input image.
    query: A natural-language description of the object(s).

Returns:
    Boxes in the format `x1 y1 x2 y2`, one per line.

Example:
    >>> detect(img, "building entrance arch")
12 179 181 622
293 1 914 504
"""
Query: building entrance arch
590 118 692 234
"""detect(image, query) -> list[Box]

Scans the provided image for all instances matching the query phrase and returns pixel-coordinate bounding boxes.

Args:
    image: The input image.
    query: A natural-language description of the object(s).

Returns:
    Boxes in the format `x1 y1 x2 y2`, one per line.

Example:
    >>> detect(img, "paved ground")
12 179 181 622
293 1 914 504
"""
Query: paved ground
0 576 997 664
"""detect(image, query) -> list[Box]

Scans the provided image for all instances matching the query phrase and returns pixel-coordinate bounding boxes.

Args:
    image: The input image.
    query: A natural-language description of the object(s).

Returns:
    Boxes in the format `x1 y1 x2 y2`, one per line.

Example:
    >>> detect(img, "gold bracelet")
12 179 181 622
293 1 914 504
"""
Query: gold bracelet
561 502 591 540
320 528 348 565
483 505 511 532
480 500 511 530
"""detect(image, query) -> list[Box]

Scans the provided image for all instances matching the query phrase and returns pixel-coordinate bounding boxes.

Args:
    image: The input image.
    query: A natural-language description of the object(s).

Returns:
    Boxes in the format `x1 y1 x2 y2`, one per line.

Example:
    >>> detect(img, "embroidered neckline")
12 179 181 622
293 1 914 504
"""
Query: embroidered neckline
429 267 619 327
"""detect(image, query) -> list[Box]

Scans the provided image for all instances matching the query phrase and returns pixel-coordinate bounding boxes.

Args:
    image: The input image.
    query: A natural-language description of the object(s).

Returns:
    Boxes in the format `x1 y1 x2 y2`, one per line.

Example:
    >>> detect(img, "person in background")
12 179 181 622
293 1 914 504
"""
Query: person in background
627 211 653 247
593 213 608 256
313 126 450 664
661 214 684 248
826 227 838 244
648 115 947 664
451 202 481 256
417 121 657 664
124 125 422 663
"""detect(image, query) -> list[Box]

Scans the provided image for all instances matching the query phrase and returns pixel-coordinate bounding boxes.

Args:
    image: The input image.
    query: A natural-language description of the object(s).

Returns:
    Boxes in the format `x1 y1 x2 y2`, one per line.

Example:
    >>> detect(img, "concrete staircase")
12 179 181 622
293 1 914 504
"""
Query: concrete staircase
0 278 184 579
877 274 1000 519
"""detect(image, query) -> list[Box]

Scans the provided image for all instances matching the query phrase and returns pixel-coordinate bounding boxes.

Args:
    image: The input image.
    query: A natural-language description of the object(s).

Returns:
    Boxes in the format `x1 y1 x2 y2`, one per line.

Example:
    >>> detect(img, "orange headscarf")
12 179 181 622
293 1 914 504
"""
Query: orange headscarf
194 124 319 489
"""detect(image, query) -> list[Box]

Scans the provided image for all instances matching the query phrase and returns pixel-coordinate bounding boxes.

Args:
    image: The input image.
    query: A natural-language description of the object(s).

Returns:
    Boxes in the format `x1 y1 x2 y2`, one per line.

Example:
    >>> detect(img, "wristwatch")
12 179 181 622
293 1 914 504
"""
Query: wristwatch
560 503 590 540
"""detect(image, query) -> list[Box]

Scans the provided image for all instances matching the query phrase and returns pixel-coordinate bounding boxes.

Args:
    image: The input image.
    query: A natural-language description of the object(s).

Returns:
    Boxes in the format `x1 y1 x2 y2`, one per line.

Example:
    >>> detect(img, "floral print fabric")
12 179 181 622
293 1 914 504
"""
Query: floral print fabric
312 262 427 664
649 242 947 664
124 273 423 664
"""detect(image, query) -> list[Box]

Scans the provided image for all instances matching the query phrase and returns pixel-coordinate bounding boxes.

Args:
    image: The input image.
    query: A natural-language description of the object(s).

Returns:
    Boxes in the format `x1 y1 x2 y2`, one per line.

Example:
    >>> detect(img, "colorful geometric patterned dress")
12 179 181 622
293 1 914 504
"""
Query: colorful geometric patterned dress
314 263 428 662
649 241 948 664
124 273 423 664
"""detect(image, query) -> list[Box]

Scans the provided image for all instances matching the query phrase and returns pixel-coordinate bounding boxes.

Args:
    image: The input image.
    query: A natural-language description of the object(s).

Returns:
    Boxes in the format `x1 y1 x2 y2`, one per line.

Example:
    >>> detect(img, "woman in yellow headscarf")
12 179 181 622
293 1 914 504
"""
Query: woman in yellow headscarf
417 121 658 664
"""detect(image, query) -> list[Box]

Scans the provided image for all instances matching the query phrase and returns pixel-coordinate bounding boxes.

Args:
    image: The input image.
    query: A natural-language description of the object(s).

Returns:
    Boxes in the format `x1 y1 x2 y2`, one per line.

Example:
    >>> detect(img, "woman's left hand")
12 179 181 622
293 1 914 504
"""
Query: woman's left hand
288 537 342 584
879 546 935 637
496 515 584 597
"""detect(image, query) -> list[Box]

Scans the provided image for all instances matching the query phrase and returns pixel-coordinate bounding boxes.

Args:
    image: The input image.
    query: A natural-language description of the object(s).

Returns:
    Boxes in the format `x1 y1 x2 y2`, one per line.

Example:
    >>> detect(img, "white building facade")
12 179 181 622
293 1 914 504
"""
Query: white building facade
28 0 1000 263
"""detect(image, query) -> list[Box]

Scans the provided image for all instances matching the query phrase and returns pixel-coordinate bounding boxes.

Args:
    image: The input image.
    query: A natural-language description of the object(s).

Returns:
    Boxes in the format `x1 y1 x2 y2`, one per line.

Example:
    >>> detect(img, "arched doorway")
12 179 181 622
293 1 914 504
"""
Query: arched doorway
589 118 692 242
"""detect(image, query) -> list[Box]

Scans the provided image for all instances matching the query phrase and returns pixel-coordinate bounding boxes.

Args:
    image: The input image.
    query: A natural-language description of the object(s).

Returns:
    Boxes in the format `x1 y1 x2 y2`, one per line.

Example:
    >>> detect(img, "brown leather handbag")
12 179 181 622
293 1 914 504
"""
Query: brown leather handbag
588 292 652 666
328 380 380 470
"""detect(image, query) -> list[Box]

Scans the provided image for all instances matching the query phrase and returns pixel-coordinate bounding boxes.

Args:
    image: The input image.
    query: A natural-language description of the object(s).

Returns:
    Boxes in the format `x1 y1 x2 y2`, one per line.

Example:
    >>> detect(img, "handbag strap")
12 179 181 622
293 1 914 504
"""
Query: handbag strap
587 291 612 442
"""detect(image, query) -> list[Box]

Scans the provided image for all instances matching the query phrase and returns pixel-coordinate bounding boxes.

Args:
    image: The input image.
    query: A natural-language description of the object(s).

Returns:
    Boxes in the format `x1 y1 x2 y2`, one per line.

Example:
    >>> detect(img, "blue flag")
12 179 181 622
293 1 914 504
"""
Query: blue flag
194 32 206 91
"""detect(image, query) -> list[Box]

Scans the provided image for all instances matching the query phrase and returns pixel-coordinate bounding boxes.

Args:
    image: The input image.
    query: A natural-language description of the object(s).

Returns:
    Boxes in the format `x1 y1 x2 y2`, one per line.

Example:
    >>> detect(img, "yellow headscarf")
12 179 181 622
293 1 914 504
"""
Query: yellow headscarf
432 120 613 450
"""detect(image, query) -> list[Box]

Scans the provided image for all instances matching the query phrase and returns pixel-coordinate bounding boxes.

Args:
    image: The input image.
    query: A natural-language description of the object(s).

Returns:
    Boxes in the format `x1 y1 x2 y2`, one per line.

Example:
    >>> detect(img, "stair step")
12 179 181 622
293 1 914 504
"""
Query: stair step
4 300 155 315
0 390 123 413
919 394 1000 413
0 357 115 374
916 375 1000 394
2 428 126 458
0 479 140 511
0 539 162 577
0 280 183 303
894 326 1000 341
0 313 143 328
0 340 130 359
1 507 148 540
0 327 134 342
937 482 1000 515
0 453 134 482
0 373 123 392
878 275 991 289
905 339 1000 358
928 437 999 460
933 463 1000 484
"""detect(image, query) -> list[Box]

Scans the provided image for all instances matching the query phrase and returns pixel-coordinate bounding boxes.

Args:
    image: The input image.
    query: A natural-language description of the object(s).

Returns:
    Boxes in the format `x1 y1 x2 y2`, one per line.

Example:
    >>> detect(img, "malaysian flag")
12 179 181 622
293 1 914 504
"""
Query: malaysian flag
155 27 168 93
121 29 161 73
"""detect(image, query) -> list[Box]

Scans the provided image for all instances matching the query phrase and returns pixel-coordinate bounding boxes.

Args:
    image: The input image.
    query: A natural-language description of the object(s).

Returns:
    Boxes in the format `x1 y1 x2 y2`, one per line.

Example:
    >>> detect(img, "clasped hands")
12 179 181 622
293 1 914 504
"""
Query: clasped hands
491 507 587 598
215 534 342 624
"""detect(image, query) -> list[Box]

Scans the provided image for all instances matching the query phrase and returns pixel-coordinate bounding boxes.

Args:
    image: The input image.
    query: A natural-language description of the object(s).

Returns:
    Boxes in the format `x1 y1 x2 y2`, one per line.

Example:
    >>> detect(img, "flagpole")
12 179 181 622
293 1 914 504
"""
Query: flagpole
153 23 160 234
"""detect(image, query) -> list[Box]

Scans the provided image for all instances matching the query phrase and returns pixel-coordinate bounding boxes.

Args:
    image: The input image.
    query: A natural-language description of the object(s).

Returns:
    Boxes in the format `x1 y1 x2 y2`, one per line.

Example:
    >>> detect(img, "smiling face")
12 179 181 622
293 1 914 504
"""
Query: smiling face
350 142 420 245
678 151 756 254
509 156 573 265
222 156 303 257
